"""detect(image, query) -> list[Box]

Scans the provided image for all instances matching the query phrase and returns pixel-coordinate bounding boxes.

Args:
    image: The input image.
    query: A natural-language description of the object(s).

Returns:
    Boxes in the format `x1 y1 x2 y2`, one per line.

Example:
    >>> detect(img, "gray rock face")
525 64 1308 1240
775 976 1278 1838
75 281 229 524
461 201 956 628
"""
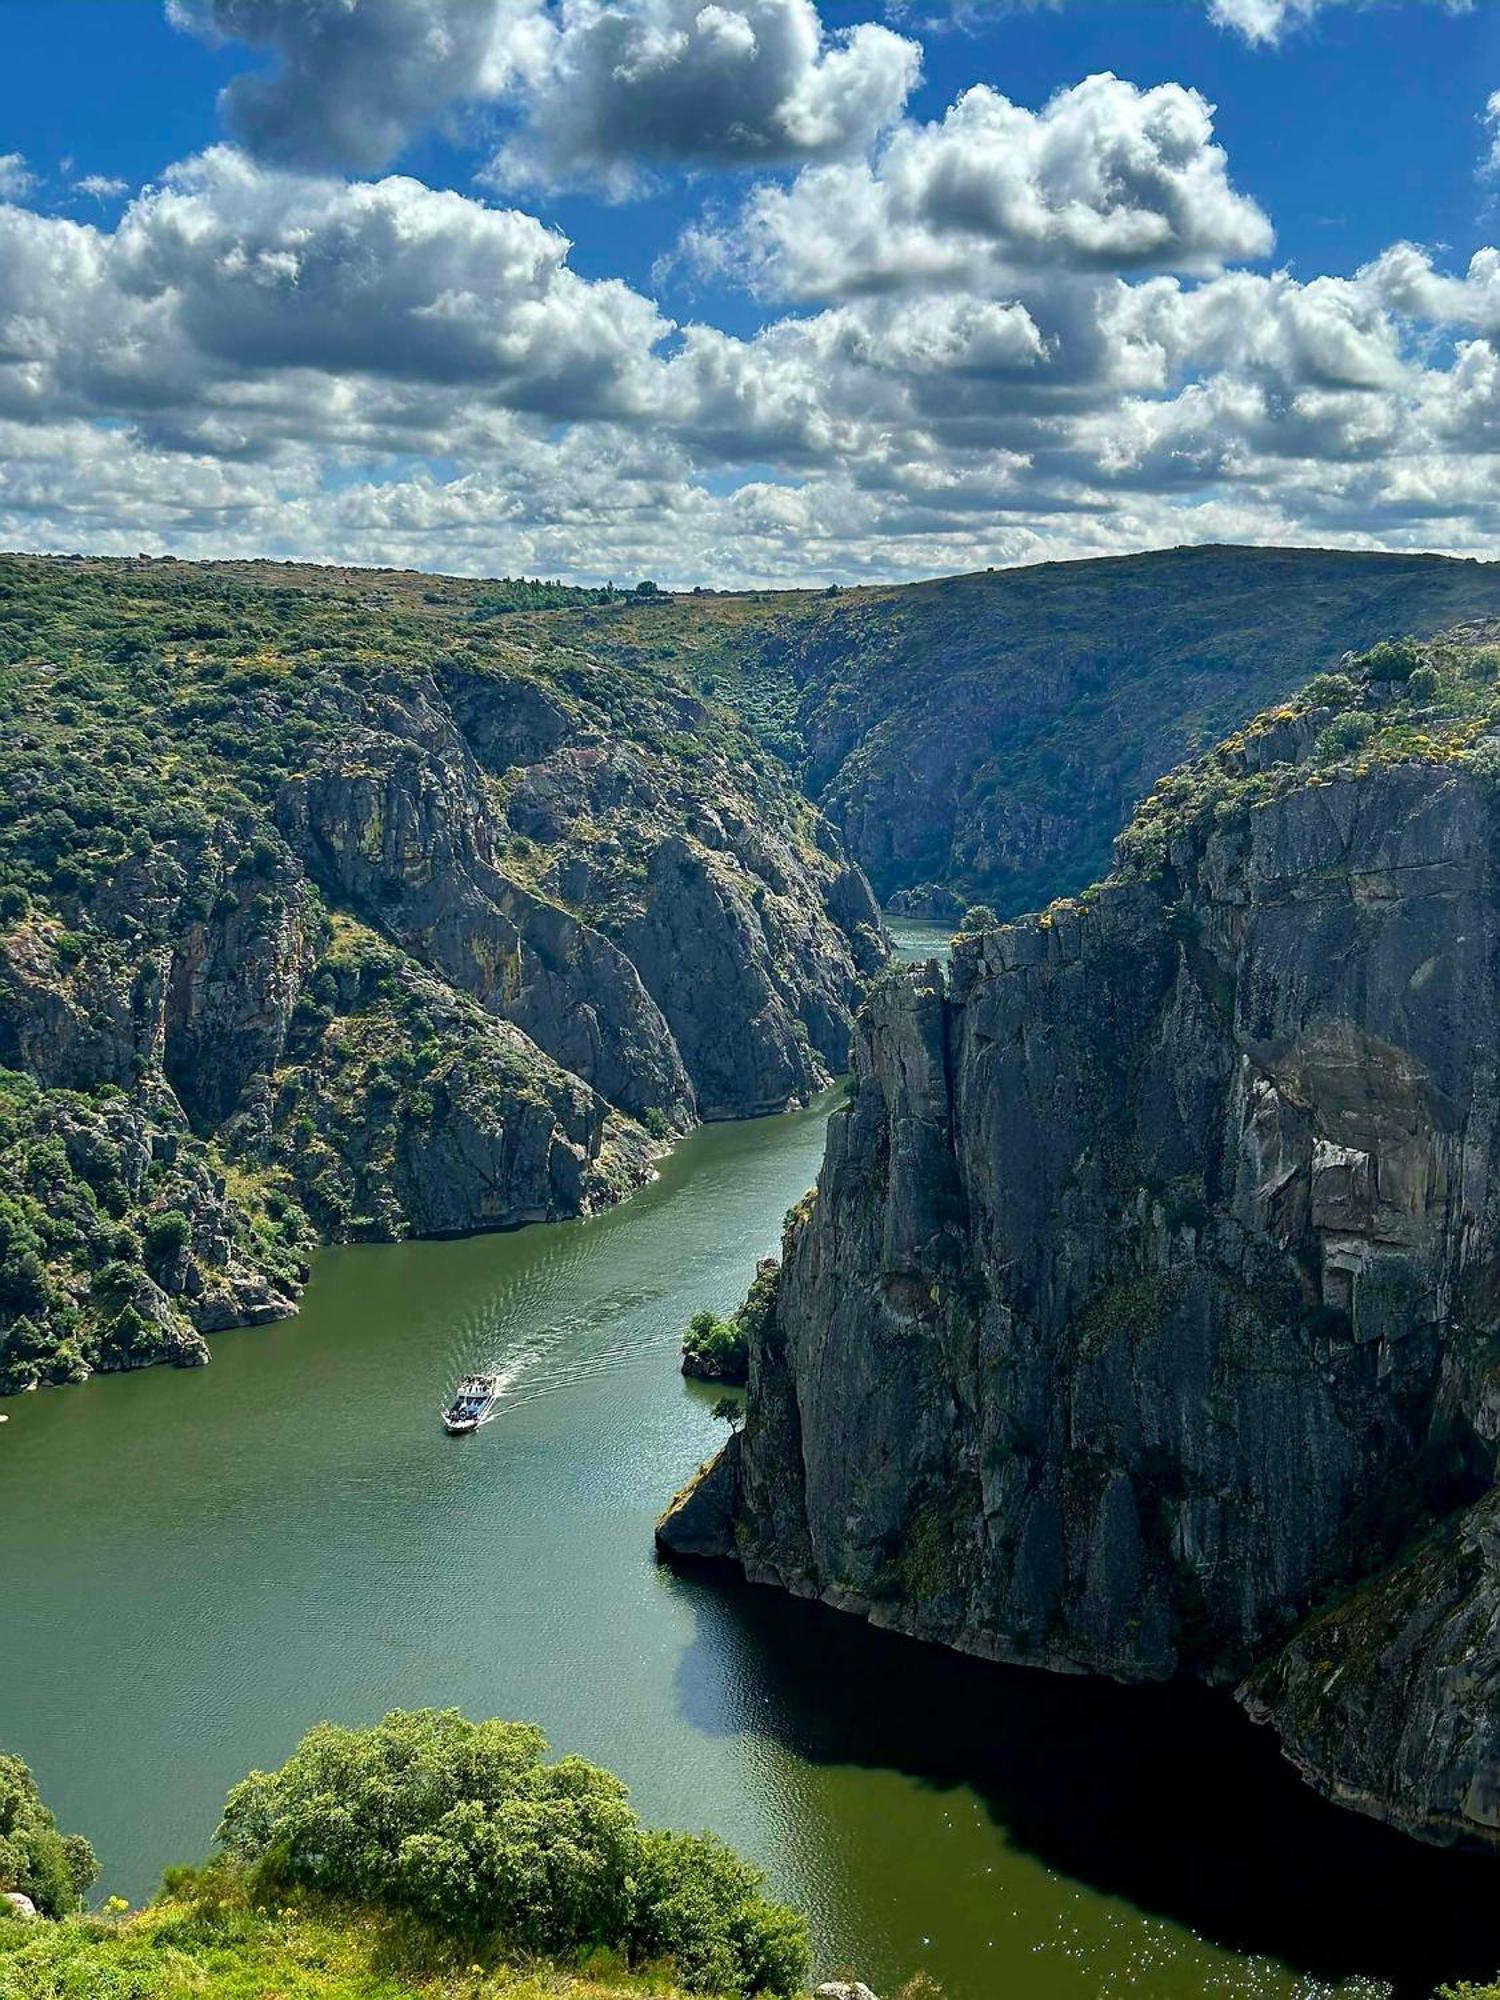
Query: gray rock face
163 869 318 1132
657 1435 742 1560
1246 1487 1500 1846
484 695 885 1120
778 546 1500 913
676 750 1500 1846
270 943 654 1243
0 921 167 1090
277 672 883 1128
619 835 845 1119
278 680 696 1129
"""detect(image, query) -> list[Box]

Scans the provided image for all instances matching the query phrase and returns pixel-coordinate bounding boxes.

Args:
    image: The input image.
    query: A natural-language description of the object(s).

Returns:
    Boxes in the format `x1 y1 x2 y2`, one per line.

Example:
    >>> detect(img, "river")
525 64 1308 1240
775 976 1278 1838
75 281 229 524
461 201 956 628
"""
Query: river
2 915 1498 1996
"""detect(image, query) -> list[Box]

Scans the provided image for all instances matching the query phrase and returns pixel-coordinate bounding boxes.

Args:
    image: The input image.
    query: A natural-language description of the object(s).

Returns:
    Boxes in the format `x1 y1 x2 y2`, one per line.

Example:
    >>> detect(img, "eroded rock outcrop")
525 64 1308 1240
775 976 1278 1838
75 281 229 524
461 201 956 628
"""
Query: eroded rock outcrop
663 635 1500 1849
278 678 695 1130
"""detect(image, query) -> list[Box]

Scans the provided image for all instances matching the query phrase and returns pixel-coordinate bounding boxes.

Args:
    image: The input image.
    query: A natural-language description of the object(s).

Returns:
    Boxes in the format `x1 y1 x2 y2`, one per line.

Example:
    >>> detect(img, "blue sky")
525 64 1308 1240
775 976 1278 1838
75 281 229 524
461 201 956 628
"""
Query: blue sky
2 0 1499 583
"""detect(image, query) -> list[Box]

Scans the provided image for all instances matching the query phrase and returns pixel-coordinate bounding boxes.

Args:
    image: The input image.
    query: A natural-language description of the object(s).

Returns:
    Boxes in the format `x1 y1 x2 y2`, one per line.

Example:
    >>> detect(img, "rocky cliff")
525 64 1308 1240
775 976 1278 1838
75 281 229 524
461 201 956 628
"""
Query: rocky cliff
545 547 1500 920
662 624 1500 1849
0 556 882 1392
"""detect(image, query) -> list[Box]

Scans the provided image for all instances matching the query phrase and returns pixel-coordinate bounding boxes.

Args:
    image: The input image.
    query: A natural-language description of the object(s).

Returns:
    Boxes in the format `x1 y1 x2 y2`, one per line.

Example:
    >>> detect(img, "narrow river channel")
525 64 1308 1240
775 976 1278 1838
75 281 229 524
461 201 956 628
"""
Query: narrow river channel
2 918 1497 1997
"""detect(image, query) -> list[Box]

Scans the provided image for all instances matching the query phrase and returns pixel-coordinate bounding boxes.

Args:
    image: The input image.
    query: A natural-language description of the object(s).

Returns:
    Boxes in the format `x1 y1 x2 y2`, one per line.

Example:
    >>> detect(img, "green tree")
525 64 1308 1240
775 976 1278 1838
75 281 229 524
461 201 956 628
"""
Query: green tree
1359 637 1423 682
143 1209 191 1265
0 1752 98 1916
1315 711 1375 763
681 1308 746 1383
216 1709 807 1996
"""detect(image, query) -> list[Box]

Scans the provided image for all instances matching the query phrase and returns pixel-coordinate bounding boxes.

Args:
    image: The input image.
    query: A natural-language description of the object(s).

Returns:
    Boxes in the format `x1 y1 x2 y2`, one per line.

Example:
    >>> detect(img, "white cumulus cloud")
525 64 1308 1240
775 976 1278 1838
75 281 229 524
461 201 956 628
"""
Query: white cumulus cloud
1207 0 1469 44
170 0 921 186
168 0 552 173
487 0 921 193
693 74 1273 300
0 148 671 453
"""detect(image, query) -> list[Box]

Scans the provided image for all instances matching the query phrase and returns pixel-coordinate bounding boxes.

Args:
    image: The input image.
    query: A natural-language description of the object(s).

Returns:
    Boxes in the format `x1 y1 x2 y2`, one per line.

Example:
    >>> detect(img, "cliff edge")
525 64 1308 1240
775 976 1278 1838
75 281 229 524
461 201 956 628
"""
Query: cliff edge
663 625 1500 1849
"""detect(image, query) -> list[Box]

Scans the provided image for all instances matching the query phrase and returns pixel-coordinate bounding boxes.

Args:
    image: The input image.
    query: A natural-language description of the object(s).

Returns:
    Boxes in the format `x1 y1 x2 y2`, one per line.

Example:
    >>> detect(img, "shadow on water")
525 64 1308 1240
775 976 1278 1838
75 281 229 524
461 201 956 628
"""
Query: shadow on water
667 1563 1500 1998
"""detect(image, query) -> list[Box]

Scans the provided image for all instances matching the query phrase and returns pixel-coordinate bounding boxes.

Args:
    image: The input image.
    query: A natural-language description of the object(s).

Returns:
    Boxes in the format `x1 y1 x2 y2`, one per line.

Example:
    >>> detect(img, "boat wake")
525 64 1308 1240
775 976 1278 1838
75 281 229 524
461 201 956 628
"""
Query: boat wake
445 1320 679 1430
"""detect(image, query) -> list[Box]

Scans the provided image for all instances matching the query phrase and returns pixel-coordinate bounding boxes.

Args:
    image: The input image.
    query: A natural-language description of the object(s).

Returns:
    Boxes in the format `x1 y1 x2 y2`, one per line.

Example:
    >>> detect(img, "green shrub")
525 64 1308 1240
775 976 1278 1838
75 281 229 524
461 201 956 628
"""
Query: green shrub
216 1709 808 1996
1358 637 1423 683
629 1829 809 1998
681 1309 747 1383
0 1751 98 1915
956 903 998 934
90 1257 144 1303
1315 711 1376 763
143 1208 192 1264
1405 664 1442 702
1303 671 1358 707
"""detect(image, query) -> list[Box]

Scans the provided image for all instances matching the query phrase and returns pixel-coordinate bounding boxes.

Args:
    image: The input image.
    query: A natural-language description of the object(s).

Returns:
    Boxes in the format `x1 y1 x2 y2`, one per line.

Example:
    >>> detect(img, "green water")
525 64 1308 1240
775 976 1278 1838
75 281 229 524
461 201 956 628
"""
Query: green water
4 1087 1499 1997
886 914 955 964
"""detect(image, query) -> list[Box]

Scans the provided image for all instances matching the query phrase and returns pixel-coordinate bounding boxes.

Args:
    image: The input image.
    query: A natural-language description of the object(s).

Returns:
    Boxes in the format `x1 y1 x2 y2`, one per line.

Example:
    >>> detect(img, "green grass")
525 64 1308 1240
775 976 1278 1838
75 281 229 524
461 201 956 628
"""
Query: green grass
0 1893 727 2000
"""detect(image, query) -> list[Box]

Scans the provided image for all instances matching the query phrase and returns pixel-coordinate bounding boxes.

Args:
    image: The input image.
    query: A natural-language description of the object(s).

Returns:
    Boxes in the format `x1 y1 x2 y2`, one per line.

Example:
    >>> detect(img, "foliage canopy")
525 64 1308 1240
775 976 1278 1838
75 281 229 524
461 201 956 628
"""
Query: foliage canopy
217 1709 808 1996
0 1753 97 1918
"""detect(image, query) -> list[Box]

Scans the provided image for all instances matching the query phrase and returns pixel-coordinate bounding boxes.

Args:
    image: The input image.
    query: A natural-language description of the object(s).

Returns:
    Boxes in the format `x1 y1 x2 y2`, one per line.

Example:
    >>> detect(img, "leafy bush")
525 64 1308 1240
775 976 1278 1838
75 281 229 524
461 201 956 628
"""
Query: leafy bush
956 904 998 935
1358 637 1424 683
1405 664 1442 702
1303 671 1358 707
142 1208 191 1264
628 1830 807 1998
681 1309 746 1383
216 1709 808 1996
1315 711 1376 763
0 1752 98 1916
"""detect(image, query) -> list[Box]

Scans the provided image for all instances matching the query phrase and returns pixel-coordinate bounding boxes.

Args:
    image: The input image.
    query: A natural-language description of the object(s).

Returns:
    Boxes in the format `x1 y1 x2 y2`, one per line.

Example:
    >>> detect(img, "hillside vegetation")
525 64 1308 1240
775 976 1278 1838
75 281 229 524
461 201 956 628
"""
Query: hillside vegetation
0 555 882 1393
0 1712 809 1999
11 544 1498 1397
0 1897 737 2000
529 547 1500 917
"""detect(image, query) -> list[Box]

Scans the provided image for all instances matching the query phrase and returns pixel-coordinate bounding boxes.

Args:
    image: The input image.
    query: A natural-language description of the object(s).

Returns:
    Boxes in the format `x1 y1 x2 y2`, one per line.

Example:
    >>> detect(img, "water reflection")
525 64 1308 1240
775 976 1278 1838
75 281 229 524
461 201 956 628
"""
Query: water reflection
667 1563 1500 2000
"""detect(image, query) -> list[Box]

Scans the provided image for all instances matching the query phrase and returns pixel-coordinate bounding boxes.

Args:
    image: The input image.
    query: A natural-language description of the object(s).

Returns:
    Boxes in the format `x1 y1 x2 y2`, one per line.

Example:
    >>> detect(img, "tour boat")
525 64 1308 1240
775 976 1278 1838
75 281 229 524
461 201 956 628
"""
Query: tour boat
442 1374 501 1435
